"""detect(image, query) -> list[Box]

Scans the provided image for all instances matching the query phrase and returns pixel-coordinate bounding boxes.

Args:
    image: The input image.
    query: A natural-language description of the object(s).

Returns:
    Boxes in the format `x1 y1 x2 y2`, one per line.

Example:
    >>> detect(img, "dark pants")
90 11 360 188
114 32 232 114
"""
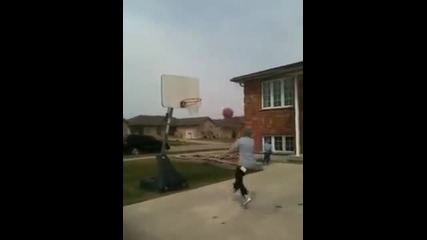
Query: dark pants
234 166 248 196
264 152 271 164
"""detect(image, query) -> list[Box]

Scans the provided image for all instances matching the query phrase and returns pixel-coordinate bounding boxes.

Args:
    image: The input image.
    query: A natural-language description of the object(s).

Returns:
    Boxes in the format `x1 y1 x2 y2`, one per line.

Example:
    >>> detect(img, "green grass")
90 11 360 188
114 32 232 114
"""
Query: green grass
123 158 235 206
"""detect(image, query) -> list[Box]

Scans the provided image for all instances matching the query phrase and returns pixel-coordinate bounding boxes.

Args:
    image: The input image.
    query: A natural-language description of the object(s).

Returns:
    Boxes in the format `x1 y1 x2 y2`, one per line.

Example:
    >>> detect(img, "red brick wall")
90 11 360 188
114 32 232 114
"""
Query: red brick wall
243 77 303 153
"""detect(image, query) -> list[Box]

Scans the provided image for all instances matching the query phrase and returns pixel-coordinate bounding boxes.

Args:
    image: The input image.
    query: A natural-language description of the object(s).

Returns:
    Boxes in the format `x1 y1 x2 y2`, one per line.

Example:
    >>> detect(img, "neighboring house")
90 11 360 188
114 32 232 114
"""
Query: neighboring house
213 116 245 139
230 61 303 156
127 115 178 139
126 115 218 140
123 118 130 139
175 117 217 139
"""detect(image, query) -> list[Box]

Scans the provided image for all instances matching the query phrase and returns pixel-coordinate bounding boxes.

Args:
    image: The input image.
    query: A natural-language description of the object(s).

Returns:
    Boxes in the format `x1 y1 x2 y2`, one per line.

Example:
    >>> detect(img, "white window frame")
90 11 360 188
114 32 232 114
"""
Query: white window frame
262 135 295 153
261 77 294 109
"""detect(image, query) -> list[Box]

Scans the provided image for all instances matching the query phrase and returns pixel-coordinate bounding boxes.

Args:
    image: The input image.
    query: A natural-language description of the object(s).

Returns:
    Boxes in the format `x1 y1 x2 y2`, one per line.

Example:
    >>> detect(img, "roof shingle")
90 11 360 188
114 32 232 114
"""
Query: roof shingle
127 115 178 126
127 115 213 127
230 61 303 83
175 117 212 126
213 116 244 128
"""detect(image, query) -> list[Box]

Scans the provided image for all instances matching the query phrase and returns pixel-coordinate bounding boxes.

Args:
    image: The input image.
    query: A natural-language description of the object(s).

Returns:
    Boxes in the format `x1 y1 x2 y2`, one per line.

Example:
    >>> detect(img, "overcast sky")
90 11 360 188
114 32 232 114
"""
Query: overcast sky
123 0 303 119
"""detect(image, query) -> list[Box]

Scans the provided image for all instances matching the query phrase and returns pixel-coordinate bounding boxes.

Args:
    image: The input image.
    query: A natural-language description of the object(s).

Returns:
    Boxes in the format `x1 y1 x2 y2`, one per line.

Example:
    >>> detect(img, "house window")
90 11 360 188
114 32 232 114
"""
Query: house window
273 136 283 151
262 81 271 108
261 77 294 109
285 136 294 152
262 135 295 152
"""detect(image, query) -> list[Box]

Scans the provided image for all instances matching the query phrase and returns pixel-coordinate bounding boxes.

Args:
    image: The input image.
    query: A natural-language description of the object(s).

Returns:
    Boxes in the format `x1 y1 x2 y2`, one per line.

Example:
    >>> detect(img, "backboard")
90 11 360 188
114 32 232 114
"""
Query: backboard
161 75 200 109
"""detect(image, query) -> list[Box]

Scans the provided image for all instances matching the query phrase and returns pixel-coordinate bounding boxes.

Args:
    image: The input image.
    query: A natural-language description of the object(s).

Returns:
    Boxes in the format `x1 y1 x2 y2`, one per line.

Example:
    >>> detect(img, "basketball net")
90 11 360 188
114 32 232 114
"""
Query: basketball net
181 98 201 116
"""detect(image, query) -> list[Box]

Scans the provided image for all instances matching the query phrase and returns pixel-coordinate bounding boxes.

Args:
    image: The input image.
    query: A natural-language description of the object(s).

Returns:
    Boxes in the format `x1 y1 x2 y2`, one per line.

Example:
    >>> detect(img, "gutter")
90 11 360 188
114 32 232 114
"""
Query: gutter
230 63 303 83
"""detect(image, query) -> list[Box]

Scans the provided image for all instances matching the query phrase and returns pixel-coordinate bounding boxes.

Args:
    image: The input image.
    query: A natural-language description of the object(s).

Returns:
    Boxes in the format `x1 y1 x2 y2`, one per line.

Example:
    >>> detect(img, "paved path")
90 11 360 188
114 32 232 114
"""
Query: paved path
183 139 234 145
123 150 227 161
170 143 229 152
123 163 303 240
123 141 231 161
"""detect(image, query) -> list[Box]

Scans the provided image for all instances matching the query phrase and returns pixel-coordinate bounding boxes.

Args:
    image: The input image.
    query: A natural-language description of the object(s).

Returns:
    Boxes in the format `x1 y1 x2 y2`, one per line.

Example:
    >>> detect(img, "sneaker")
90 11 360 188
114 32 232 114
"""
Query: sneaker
243 195 252 206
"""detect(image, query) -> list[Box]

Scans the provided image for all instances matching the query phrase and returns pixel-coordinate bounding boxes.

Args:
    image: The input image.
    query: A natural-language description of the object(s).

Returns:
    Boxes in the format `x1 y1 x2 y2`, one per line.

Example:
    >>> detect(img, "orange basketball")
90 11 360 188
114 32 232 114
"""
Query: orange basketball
222 108 234 119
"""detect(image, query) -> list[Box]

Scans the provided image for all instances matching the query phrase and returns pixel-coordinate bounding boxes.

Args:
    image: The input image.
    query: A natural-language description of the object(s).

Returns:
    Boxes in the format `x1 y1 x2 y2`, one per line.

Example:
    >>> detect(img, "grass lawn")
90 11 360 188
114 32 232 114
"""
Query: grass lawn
123 158 235 206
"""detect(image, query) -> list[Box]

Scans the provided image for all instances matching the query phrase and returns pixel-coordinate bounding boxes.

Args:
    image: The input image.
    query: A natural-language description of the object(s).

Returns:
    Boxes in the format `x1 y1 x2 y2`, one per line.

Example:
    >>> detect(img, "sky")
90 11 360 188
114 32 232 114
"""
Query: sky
123 0 303 119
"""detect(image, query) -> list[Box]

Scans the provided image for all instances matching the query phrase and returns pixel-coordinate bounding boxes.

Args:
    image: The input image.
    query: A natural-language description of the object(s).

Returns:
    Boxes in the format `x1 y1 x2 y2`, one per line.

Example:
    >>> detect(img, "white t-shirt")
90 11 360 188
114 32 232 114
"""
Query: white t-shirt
230 136 256 169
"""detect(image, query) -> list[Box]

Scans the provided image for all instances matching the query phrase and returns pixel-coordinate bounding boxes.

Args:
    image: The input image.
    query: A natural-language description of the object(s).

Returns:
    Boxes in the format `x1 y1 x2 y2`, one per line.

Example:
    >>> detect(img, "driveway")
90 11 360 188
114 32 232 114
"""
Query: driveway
123 150 227 161
123 140 231 161
123 163 303 240
183 139 234 145
169 142 229 152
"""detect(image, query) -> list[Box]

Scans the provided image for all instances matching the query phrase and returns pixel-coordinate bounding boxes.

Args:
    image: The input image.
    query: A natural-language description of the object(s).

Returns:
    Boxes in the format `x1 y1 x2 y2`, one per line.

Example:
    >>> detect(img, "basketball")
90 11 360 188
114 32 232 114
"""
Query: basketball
222 107 234 119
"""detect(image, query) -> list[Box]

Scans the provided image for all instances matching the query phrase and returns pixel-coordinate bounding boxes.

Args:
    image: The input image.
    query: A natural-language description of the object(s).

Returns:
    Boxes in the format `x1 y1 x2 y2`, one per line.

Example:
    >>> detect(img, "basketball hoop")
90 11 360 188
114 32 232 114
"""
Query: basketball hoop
180 98 202 116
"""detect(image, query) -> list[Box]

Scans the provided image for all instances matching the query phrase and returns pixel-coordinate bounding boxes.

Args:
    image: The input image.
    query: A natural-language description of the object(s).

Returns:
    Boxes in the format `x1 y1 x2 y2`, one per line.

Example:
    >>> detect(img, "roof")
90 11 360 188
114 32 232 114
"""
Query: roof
127 115 178 127
213 116 245 128
175 117 213 126
127 115 212 127
230 61 303 83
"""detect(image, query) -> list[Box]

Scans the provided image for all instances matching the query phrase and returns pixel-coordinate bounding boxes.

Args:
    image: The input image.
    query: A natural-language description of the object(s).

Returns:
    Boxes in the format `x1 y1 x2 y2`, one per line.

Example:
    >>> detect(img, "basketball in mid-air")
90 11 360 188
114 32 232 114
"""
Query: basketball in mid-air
222 107 234 119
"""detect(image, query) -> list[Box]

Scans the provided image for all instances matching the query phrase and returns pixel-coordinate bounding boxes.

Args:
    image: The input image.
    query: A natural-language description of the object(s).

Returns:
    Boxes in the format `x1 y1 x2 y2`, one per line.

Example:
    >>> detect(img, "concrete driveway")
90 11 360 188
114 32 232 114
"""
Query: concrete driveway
123 163 303 240
123 140 231 161
182 139 234 145
169 143 229 152
123 150 227 161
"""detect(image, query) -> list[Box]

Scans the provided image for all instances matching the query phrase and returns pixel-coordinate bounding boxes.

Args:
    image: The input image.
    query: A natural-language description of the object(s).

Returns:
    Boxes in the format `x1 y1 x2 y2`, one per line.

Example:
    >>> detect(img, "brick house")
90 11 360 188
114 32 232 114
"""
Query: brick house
212 116 245 139
175 117 217 139
127 115 218 140
127 115 178 139
230 61 303 156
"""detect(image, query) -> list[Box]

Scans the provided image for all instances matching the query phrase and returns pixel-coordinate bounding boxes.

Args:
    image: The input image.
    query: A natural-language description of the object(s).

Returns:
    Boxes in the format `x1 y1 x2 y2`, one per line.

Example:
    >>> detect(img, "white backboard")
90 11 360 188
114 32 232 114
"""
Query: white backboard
161 75 200 108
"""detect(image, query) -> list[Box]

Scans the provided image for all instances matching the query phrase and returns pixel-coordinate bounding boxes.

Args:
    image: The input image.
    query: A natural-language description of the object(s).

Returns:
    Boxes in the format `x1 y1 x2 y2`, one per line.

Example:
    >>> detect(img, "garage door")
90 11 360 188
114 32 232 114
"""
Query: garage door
185 130 194 139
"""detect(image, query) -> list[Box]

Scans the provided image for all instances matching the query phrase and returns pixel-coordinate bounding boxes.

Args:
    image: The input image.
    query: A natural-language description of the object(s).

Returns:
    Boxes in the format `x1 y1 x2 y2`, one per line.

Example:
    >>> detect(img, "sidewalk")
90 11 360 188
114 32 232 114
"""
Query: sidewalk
123 143 230 160
181 139 232 145
123 150 227 161
123 163 303 240
170 143 229 152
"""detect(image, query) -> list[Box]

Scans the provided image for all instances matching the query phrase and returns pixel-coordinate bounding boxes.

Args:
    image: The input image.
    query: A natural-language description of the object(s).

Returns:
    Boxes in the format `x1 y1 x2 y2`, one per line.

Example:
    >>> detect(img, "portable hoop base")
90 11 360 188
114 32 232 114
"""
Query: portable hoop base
140 154 188 192
140 107 189 193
